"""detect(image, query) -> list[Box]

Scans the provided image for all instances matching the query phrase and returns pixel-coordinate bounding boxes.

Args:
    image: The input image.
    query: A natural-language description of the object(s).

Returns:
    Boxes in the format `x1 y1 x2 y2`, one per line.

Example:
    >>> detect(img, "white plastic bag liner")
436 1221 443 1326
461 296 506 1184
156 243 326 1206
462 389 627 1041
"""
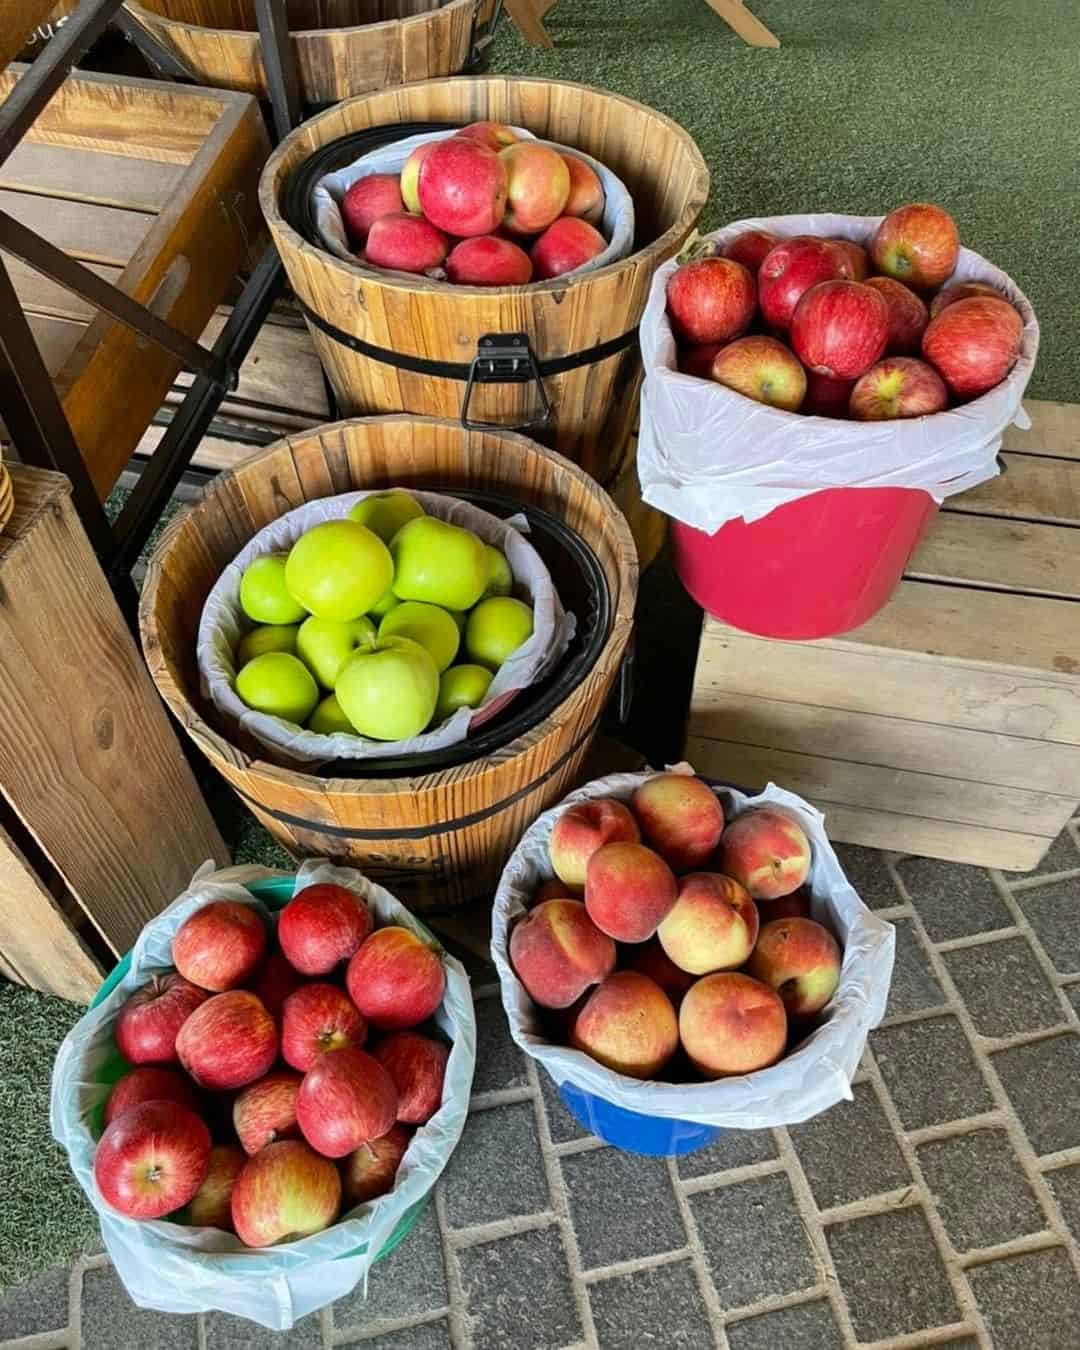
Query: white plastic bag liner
51 860 476 1330
491 769 896 1131
312 125 635 282
197 487 575 765
638 213 1039 532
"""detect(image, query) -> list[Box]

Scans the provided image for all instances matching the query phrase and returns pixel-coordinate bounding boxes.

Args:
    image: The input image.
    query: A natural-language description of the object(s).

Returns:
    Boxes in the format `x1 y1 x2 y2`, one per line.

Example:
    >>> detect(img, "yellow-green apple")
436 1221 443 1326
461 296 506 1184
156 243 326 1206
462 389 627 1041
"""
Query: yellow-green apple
748 916 842 1017
758 236 851 329
435 664 493 721
296 615 376 689
549 798 640 887
446 235 533 285
373 1030 450 1124
173 900 267 993
465 596 533 670
348 489 425 542
929 279 1001 319
657 872 759 974
239 553 307 625
481 545 513 598
870 202 959 290
921 295 1022 398
625 939 696 1007
341 173 403 248
285 520 393 622
400 140 438 214
718 806 811 899
308 693 355 735
561 154 605 223
278 881 372 976
368 587 400 621
721 229 778 274
379 600 460 673
364 212 448 273
665 257 756 345
802 371 854 418
235 652 319 725
678 343 723 378
296 1047 399 1158
500 142 570 234
233 1070 302 1155
710 335 807 412
185 1144 245 1230
281 982 367 1072
346 926 446 1030
235 624 299 667
104 1066 197 1127
829 238 870 280
94 1100 210 1220
630 773 725 872
585 842 678 943
115 973 208 1065
850 357 948 420
390 516 488 610
175 991 278 1092
335 636 439 740
456 121 520 150
679 972 787 1077
571 971 678 1078
531 216 606 280
509 898 616 1008
250 949 303 1019
418 136 508 237
230 1140 341 1247
791 280 889 380
759 885 812 923
865 276 929 354
341 1124 410 1206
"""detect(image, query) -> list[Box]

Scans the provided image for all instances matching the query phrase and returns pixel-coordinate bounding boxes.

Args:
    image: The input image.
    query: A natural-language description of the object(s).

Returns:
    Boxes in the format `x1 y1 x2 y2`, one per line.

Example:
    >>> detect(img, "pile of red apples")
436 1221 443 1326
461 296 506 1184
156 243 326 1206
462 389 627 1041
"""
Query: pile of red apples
666 202 1024 421
92 886 451 1248
510 774 843 1082
339 121 609 285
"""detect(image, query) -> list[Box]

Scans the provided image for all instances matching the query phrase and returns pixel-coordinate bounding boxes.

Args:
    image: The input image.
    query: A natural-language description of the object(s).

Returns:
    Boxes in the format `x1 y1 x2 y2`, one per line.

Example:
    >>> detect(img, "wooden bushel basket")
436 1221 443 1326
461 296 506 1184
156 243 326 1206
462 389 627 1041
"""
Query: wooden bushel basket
259 77 709 485
139 415 638 912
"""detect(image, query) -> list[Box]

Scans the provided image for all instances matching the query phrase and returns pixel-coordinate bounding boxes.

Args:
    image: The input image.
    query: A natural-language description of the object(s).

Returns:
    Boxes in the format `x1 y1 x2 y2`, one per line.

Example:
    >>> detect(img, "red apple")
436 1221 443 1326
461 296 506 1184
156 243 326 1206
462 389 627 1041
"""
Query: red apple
865 276 929 355
571 971 678 1078
747 917 842 1017
829 238 870 281
709 335 807 412
281 982 368 1072
278 882 373 977
418 137 508 238
346 927 446 1031
373 1031 449 1125
172 901 267 993
802 370 854 418
401 140 438 214
530 216 606 280
758 236 851 329
94 1100 211 1220
850 357 948 420
625 939 697 1007
231 1140 341 1247
550 797 640 887
296 1047 399 1158
186 1144 245 1230
630 772 725 872
656 871 760 974
722 229 778 274
340 1124 410 1206
665 257 756 345
446 235 533 285
678 343 724 378
456 121 520 150
341 174 404 248
791 280 889 380
679 972 787 1078
500 142 570 235
510 898 616 1009
561 154 605 224
871 202 960 290
175 991 278 1092
585 842 678 943
929 279 1002 319
104 1066 197 1127
364 213 448 273
115 973 208 1065
233 1070 303 1156
250 949 303 1019
921 295 1023 398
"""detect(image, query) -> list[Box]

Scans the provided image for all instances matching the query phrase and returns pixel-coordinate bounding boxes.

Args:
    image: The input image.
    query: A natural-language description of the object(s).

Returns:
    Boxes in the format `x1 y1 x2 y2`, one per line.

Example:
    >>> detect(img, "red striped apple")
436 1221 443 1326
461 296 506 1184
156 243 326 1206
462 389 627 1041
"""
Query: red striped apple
457 121 520 150
400 141 438 214
418 137 508 238
341 174 403 247
722 229 778 274
709 335 807 412
758 236 851 329
173 900 267 993
176 991 278 1091
850 357 948 420
233 1070 302 1155
297 1047 399 1158
679 972 787 1077
718 807 811 899
278 882 373 976
373 1031 450 1125
921 295 1022 398
829 238 870 280
802 371 854 418
185 1143 245 1230
748 917 842 1017
550 797 640 887
94 1101 211 1220
281 982 367 1072
870 202 959 290
657 872 759 974
530 217 606 280
104 1066 197 1126
341 1124 410 1206
631 773 725 872
561 154 605 223
865 276 929 354
347 927 446 1031
446 235 532 285
665 257 756 345
791 280 889 380
510 898 616 1009
231 1140 341 1247
115 973 208 1065
250 949 303 1019
500 142 570 235
572 971 678 1078
929 280 1002 319
678 343 724 378
364 213 448 273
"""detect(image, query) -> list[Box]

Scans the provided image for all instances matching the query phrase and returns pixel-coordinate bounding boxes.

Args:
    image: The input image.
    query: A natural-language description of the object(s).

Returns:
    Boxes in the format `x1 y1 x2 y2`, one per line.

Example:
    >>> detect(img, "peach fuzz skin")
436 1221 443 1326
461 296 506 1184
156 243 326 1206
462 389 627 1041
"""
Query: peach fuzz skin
571 971 679 1078
549 798 639 888
585 842 678 943
679 972 787 1078
717 807 811 900
509 899 616 1009
656 872 759 975
630 773 725 872
625 939 696 1007
747 917 842 1018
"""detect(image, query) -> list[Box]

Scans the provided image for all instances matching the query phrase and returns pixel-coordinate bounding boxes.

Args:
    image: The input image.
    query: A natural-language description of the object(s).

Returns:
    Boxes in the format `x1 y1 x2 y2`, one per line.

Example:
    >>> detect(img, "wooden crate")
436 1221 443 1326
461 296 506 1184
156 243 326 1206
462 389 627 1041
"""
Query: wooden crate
0 63 268 499
686 399 1080 872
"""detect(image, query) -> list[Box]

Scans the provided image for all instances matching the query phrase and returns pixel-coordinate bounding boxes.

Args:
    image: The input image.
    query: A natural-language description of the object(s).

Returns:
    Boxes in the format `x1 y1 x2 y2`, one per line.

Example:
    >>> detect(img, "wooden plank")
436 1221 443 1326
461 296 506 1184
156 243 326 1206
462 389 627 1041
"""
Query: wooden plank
953 452 1080 526
23 310 83 375
9 256 123 323
1002 400 1080 460
0 141 182 212
0 0 55 71
0 187 152 267
134 421 267 473
908 511 1080 600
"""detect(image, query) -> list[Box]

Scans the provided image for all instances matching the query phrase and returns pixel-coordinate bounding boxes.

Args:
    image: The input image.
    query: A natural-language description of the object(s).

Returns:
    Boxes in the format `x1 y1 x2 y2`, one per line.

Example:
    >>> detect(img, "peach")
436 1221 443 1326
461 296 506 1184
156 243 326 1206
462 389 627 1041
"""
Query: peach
657 872 759 975
679 972 787 1078
401 141 438 214
571 971 678 1078
625 939 697 1007
510 899 616 1009
456 121 520 151
531 217 606 280
341 174 403 247
446 235 532 286
500 142 570 235
418 137 508 238
747 917 842 1018
630 773 725 872
717 807 811 899
364 213 448 274
534 877 582 904
585 842 678 943
561 154 605 224
759 886 812 923
549 798 640 887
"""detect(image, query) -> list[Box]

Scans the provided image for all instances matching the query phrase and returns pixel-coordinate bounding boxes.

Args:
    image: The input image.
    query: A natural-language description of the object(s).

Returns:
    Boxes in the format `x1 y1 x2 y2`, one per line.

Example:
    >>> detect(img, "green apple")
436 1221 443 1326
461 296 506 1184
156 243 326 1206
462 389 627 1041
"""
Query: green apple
239 554 308 625
465 597 534 671
368 587 400 621
308 693 355 735
335 636 439 741
481 545 513 599
348 490 425 543
435 664 493 721
296 615 376 689
448 609 467 634
235 624 299 667
390 517 487 611
285 520 393 622
378 601 459 673
235 652 319 725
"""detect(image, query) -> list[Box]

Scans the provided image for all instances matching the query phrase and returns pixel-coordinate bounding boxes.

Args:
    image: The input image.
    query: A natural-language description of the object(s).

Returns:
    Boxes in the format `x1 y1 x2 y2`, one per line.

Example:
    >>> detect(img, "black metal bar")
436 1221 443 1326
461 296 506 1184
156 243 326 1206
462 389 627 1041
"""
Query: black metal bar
112 7 196 80
0 211 224 380
254 0 302 143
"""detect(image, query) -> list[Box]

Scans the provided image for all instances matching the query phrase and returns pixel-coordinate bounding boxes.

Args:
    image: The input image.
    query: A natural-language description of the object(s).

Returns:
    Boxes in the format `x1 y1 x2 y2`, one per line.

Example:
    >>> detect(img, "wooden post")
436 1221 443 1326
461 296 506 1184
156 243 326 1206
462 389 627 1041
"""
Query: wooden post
702 0 780 48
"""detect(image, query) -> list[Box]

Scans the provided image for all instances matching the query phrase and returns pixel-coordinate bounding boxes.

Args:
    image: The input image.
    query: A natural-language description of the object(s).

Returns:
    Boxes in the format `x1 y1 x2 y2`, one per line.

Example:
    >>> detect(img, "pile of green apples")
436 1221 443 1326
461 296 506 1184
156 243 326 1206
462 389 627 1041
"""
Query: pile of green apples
232 490 535 742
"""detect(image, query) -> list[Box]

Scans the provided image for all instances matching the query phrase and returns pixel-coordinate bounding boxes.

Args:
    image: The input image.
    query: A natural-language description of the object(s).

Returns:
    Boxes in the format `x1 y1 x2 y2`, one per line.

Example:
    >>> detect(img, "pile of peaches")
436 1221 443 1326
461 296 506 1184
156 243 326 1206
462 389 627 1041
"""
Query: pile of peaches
510 774 843 1081
338 121 609 285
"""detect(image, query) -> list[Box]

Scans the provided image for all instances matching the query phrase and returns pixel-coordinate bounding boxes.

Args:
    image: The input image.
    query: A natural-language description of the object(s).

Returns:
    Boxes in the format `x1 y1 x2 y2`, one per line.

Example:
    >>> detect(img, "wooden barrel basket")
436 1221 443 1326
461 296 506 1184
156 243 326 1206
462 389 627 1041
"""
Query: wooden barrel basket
122 0 498 106
140 415 638 912
259 77 709 487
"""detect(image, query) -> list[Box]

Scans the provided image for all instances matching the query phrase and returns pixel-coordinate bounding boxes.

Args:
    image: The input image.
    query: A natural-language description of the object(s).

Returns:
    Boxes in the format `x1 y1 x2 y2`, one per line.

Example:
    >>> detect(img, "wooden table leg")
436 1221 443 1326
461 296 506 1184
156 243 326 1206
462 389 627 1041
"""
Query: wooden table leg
503 0 556 48
703 0 780 48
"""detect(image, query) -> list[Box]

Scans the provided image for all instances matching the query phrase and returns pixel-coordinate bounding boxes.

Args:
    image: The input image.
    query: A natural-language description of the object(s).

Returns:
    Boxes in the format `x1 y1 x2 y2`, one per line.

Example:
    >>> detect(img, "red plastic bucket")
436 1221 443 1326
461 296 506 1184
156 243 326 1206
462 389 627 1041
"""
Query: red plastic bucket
671 486 938 640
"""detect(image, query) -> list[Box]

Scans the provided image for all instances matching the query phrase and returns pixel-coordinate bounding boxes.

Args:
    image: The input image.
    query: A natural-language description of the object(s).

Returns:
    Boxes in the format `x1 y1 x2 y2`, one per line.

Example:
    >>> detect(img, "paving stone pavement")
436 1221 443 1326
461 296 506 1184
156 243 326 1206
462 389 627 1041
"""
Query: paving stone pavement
4 824 1080 1349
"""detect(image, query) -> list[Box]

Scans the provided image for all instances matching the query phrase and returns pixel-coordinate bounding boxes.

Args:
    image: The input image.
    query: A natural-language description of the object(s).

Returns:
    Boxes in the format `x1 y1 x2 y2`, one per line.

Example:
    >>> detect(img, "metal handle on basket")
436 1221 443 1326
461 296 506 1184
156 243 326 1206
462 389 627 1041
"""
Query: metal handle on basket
460 333 554 433
466 0 505 68
614 627 636 725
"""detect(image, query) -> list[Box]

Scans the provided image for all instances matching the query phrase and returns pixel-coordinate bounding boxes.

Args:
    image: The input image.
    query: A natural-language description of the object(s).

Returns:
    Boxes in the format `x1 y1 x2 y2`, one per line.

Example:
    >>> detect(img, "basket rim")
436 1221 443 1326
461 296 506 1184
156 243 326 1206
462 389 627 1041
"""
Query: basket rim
123 0 478 42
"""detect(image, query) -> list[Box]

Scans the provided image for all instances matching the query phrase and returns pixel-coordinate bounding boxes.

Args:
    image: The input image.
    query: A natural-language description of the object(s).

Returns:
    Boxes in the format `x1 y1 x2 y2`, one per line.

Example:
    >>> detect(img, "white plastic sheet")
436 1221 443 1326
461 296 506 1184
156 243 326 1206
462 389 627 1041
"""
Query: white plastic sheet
197 488 575 765
51 860 476 1330
491 770 895 1131
637 214 1040 532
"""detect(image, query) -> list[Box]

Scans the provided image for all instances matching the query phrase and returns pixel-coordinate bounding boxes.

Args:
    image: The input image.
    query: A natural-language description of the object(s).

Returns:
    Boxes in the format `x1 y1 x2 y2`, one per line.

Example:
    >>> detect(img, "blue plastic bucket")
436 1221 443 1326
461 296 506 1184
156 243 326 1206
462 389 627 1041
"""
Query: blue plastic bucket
558 1082 721 1156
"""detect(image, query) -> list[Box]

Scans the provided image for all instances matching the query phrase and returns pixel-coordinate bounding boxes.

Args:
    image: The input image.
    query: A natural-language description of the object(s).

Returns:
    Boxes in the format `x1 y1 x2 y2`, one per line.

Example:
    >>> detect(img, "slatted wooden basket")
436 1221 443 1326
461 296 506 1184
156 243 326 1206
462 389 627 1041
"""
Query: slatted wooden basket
140 414 638 912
